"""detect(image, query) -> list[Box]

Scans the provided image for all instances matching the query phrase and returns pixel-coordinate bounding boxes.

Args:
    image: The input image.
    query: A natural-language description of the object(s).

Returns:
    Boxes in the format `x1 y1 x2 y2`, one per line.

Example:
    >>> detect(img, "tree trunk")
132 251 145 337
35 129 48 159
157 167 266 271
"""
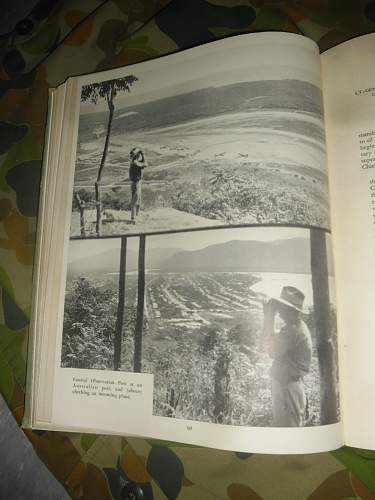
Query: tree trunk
134 235 146 372
166 388 177 417
213 341 230 424
95 181 102 237
114 237 127 371
95 84 115 237
310 228 338 424
74 193 86 238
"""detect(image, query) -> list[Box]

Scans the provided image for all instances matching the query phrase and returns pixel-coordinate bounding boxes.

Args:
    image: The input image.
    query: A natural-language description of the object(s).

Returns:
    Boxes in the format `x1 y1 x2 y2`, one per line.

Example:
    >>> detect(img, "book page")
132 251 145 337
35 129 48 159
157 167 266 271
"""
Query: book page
322 33 375 449
29 32 342 453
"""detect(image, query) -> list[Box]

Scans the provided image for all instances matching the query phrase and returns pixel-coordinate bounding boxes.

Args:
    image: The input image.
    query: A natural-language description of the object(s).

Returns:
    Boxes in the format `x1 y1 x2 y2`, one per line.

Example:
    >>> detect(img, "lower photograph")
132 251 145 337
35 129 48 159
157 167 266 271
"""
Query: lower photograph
61 225 340 428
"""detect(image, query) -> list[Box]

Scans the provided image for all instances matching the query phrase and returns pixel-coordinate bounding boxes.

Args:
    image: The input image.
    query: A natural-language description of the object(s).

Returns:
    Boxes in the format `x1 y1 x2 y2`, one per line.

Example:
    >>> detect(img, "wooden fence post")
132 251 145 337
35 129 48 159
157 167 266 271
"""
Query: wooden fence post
134 235 146 373
114 237 127 371
310 228 338 424
74 193 86 238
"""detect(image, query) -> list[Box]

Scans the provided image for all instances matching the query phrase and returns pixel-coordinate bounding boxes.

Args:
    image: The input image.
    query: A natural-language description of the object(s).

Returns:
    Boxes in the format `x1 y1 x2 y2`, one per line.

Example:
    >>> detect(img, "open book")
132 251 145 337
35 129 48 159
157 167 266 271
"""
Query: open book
23 32 375 454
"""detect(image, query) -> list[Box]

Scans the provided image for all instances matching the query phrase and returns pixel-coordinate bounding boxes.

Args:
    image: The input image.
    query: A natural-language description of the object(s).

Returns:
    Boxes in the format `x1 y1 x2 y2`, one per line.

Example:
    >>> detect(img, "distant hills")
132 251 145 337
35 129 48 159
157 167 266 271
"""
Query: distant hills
160 238 314 273
78 79 322 140
68 247 182 276
68 237 333 276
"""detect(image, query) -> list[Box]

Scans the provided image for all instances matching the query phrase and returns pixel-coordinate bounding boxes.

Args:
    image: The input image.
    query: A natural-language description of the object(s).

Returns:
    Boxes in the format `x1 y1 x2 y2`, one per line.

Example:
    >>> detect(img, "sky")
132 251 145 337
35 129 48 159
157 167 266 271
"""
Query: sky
79 33 321 114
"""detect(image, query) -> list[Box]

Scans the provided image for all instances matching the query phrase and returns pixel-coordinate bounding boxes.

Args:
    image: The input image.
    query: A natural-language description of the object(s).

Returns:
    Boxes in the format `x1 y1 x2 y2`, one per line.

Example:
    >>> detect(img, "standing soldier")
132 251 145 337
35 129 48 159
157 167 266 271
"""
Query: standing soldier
263 286 312 427
129 147 148 223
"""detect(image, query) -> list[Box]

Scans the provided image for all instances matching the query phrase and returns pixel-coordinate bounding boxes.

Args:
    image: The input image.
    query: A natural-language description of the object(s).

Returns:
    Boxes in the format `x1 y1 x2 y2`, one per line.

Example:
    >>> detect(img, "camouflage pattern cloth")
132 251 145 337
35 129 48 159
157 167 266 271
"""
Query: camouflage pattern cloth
1 0 375 498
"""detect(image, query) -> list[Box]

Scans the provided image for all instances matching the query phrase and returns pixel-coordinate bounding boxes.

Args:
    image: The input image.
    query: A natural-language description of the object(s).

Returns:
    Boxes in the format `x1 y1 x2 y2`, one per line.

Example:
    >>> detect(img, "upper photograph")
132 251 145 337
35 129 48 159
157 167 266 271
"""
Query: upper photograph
70 35 328 238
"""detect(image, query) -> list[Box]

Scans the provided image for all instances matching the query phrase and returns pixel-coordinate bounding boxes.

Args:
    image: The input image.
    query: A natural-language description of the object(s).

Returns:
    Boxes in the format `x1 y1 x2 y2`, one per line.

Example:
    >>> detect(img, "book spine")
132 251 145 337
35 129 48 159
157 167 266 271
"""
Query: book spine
22 87 57 428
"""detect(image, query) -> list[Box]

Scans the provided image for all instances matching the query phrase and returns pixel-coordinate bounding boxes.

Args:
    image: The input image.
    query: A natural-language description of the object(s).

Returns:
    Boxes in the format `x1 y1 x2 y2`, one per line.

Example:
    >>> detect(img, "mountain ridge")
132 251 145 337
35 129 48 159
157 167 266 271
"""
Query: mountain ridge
68 236 333 276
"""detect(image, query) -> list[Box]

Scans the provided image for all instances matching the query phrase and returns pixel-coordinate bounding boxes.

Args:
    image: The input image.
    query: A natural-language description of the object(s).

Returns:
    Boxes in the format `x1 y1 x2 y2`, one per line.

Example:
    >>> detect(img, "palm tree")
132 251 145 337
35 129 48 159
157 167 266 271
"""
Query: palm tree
81 76 138 236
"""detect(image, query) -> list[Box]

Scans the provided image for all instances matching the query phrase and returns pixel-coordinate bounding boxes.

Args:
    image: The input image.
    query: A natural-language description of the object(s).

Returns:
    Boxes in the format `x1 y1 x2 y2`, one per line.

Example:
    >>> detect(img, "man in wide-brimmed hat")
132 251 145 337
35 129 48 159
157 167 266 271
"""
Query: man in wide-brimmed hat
263 286 312 427
129 147 148 223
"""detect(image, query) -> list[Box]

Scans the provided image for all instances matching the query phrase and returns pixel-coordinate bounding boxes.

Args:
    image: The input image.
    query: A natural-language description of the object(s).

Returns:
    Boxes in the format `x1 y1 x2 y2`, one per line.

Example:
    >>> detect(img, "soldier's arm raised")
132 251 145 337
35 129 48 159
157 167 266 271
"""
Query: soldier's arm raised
263 299 277 356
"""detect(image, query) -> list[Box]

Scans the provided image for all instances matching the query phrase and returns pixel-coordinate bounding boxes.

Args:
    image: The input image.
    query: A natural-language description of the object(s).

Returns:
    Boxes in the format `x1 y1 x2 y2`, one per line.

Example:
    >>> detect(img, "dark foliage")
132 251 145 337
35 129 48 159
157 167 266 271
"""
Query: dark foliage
81 76 138 105
62 278 118 369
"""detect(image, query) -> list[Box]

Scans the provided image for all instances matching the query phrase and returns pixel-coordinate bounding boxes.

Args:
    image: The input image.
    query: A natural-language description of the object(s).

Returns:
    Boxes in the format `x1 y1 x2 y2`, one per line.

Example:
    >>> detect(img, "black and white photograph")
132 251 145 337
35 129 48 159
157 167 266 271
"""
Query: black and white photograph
71 42 328 238
61 226 339 428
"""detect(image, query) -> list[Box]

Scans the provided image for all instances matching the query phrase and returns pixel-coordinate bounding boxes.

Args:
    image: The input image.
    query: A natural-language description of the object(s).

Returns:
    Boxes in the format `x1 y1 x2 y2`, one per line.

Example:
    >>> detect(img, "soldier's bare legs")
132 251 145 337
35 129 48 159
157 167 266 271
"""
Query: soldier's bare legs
131 205 136 223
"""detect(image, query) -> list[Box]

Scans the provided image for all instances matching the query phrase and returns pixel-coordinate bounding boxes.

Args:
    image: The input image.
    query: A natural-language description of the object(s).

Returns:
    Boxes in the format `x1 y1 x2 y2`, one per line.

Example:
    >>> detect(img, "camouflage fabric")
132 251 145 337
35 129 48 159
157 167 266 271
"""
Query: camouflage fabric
1 0 375 498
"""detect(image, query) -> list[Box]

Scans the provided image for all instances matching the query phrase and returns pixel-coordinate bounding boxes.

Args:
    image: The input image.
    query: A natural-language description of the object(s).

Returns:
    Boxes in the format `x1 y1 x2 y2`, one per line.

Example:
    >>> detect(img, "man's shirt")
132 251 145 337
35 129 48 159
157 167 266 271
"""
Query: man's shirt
270 320 312 385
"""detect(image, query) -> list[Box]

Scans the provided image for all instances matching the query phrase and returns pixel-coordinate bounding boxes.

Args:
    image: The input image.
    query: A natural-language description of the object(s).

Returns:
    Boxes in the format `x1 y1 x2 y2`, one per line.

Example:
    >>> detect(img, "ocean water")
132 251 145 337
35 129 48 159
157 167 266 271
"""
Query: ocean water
250 272 336 309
